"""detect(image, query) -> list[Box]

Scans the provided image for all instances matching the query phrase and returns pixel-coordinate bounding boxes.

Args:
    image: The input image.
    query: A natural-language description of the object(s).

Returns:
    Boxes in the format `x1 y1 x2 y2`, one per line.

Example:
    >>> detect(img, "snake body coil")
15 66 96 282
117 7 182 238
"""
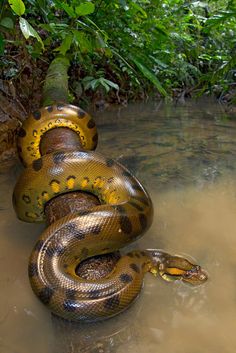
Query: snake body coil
13 104 207 321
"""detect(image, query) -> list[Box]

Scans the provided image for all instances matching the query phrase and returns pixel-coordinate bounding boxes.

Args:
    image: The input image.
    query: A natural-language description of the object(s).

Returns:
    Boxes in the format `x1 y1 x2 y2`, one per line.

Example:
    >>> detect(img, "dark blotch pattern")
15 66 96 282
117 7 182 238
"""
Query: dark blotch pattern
53 151 66 165
65 289 77 300
46 244 66 257
91 225 102 235
32 110 41 120
131 184 141 191
130 263 140 273
135 196 149 206
117 204 132 234
120 215 132 234
120 273 133 283
129 201 144 212
47 106 53 113
122 170 131 178
139 213 148 232
77 209 91 216
22 194 31 204
78 110 86 118
87 119 95 129
32 158 43 171
63 299 77 312
65 223 87 240
92 133 98 143
28 263 38 277
81 247 89 258
38 286 54 305
106 158 115 167
18 127 26 138
88 289 101 299
57 104 64 111
104 294 120 310
65 223 101 240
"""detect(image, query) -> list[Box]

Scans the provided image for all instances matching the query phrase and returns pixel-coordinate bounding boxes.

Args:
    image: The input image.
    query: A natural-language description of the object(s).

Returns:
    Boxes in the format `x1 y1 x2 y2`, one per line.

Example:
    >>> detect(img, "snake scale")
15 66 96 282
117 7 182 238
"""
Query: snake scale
13 104 207 321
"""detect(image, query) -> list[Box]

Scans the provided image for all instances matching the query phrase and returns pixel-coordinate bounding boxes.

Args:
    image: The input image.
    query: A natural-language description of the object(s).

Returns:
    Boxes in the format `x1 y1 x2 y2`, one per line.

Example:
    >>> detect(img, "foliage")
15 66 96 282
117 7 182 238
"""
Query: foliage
0 0 235 102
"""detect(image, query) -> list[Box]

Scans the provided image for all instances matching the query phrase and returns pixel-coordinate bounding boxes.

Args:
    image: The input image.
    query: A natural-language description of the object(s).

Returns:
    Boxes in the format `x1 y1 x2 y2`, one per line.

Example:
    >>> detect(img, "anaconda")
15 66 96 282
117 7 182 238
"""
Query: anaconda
13 104 207 321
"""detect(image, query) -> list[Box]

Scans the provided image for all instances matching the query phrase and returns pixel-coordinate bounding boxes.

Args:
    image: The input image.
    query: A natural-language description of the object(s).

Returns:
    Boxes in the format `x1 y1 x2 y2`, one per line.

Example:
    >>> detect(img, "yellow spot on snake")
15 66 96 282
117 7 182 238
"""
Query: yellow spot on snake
166 267 186 276
26 212 37 219
81 177 89 188
50 180 60 193
93 177 105 189
37 198 43 207
150 267 158 277
42 192 49 201
108 191 119 204
67 177 75 190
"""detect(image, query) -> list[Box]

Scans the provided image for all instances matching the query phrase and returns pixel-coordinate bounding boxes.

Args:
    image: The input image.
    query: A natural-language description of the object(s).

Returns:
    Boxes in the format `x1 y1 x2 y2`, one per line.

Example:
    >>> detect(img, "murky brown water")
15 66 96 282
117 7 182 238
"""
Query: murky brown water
1 99 236 353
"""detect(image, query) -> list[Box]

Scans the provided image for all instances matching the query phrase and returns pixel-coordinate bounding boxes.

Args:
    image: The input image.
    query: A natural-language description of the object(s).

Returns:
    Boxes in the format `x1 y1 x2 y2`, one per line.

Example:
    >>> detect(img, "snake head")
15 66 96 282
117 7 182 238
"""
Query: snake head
157 254 208 286
180 264 208 285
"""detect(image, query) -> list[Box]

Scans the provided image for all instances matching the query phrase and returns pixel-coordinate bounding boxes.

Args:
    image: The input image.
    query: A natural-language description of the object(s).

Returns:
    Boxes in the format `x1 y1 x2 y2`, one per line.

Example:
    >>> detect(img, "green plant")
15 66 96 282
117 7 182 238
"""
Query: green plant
1 0 235 101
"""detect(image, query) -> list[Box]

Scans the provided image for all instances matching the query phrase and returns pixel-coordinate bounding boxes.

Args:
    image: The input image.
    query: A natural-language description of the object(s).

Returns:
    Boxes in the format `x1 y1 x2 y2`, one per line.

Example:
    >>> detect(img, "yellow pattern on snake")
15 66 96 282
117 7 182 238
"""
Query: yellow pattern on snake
13 104 207 321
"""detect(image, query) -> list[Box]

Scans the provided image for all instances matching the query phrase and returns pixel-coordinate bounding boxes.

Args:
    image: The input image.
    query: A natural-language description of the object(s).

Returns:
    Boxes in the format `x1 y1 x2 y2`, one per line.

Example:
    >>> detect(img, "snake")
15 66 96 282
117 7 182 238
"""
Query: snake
13 104 207 322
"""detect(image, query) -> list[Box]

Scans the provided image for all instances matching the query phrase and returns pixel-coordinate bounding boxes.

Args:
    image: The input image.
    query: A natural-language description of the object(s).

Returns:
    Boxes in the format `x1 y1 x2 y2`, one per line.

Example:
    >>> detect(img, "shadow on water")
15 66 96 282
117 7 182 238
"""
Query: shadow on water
1 99 236 353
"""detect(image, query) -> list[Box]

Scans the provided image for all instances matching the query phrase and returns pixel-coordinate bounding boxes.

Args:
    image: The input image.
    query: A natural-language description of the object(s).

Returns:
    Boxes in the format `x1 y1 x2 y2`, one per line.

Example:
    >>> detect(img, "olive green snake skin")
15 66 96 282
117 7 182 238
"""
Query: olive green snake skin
13 104 207 321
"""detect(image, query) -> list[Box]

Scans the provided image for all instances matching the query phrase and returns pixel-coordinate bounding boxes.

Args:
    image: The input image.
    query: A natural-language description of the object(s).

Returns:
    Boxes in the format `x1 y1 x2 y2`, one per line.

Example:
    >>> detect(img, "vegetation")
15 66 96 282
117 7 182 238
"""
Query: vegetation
0 0 235 106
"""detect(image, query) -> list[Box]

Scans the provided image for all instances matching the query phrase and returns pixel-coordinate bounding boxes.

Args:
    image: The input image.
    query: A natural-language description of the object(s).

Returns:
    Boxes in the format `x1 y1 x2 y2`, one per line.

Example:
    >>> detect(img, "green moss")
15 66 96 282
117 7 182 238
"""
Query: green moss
42 57 70 106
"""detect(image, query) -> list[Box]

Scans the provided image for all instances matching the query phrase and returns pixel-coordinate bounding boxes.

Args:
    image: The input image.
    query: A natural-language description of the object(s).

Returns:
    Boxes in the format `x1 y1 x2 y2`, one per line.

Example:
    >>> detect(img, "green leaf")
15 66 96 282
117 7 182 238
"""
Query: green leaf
82 77 94 90
91 79 99 90
131 56 167 96
149 56 168 69
54 34 73 55
8 0 25 16
100 80 110 93
102 78 119 90
19 17 44 49
130 3 147 18
61 3 75 17
75 2 95 17
154 25 169 37
54 1 76 18
73 30 92 53
0 17 14 29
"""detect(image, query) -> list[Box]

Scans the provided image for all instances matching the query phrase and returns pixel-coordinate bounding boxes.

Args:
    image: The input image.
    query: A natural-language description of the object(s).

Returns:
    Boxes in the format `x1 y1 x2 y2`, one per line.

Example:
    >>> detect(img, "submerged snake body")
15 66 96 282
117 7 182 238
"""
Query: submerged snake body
13 104 207 321
13 104 155 321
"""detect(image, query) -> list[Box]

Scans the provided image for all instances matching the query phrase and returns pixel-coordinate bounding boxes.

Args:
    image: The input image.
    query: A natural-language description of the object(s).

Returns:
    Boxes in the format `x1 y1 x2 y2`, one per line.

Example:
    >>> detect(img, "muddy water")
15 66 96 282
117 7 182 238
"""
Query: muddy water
1 99 236 353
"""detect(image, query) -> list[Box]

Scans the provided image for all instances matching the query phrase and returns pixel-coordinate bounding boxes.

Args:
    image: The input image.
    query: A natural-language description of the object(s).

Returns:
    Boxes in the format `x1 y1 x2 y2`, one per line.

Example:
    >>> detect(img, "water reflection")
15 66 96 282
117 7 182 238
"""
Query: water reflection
1 99 236 353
